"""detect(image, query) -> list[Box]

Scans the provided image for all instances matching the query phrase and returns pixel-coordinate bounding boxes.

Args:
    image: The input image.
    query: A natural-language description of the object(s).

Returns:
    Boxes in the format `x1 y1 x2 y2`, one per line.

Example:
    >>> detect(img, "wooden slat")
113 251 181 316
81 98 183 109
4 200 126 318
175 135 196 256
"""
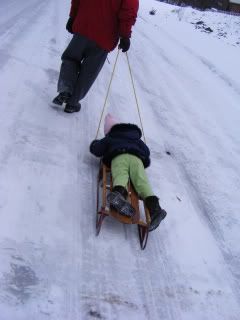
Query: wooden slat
102 165 107 208
109 210 132 224
129 184 140 224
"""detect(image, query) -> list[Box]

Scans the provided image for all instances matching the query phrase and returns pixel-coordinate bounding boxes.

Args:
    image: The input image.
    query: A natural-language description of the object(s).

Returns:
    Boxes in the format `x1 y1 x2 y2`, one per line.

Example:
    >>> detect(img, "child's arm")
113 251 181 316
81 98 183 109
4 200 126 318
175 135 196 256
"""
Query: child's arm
90 138 107 157
139 140 151 168
143 142 150 157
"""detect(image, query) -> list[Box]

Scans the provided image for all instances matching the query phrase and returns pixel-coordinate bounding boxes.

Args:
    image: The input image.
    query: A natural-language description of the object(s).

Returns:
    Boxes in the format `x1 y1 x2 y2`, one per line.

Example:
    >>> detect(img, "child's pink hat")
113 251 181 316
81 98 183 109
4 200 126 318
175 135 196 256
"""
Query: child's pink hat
104 113 119 135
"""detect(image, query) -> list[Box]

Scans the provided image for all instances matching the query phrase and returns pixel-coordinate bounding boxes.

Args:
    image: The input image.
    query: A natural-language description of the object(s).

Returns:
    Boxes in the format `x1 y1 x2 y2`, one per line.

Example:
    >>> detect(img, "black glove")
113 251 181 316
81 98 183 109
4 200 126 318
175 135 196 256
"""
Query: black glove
118 38 130 52
66 17 74 34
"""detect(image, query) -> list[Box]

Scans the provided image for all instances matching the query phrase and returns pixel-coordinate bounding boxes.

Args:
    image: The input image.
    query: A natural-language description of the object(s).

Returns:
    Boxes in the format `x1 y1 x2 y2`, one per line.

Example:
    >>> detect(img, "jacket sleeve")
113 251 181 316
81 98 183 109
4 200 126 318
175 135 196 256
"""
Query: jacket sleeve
70 0 80 18
140 140 151 168
139 140 150 157
118 0 139 38
89 138 108 158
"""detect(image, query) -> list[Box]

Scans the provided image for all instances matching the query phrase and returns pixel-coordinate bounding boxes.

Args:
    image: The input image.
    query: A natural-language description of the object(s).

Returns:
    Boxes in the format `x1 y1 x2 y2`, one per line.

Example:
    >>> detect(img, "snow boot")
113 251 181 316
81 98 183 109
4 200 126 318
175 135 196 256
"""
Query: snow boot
107 186 135 217
145 196 167 231
64 102 81 113
52 92 71 105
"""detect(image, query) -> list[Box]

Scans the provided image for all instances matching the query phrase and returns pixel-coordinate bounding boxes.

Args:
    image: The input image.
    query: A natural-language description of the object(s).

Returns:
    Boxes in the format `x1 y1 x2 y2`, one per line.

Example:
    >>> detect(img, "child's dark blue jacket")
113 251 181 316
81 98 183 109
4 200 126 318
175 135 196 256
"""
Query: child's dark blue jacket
90 123 150 168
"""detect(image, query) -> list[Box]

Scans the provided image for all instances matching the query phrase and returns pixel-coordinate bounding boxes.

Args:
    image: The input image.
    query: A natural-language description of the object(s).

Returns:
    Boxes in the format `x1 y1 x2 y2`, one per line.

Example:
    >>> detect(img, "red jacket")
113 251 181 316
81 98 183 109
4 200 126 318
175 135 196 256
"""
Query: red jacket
70 0 139 52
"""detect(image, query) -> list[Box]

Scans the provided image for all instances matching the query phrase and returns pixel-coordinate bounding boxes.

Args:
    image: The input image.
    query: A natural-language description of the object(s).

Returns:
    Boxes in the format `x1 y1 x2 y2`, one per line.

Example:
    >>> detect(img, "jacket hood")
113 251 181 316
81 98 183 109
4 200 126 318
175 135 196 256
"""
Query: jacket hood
108 123 142 139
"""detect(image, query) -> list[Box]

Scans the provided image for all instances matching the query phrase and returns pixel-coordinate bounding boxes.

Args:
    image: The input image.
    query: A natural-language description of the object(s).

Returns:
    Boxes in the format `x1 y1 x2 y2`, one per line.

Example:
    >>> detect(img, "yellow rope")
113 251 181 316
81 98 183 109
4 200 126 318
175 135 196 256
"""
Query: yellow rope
95 50 146 143
126 52 146 143
95 50 120 139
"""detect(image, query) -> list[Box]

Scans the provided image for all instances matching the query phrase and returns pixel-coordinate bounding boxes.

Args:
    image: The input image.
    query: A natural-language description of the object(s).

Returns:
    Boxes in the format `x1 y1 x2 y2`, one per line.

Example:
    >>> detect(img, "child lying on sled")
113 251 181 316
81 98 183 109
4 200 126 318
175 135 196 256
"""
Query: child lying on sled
90 114 167 231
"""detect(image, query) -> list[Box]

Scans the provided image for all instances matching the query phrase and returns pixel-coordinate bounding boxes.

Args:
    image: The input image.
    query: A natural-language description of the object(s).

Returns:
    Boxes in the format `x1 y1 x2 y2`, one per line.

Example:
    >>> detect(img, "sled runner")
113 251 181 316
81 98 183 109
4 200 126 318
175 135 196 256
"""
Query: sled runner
96 163 151 250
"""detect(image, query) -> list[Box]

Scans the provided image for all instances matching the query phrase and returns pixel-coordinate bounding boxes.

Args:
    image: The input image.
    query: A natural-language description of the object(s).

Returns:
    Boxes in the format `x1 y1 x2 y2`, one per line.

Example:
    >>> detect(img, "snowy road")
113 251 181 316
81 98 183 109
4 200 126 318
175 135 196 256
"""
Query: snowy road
0 0 240 319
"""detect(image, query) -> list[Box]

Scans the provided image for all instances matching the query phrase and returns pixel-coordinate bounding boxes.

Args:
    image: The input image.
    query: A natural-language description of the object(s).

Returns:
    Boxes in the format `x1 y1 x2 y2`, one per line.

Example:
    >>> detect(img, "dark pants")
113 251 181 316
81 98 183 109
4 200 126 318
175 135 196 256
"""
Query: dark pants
57 34 108 106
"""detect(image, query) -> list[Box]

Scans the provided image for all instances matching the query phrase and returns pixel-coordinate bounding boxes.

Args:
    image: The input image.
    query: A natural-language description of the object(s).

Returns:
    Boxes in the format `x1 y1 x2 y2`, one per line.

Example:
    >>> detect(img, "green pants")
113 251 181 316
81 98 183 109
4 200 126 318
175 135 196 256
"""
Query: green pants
111 154 154 200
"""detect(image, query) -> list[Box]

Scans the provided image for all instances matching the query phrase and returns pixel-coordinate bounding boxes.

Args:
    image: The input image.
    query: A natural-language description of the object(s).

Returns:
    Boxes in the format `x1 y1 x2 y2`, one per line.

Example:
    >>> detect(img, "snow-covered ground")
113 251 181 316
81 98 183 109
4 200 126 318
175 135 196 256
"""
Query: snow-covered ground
0 0 240 319
155 1 240 46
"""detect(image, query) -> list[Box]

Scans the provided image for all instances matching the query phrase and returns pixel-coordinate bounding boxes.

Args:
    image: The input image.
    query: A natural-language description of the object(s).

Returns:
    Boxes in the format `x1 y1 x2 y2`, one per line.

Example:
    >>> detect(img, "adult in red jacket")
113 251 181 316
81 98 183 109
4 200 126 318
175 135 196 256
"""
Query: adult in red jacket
53 0 139 113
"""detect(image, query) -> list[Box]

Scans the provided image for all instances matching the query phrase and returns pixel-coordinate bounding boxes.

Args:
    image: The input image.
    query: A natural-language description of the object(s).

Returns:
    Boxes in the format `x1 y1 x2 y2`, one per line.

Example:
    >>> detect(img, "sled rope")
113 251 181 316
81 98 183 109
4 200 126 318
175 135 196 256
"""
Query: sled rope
96 50 120 139
126 52 146 143
96 50 146 143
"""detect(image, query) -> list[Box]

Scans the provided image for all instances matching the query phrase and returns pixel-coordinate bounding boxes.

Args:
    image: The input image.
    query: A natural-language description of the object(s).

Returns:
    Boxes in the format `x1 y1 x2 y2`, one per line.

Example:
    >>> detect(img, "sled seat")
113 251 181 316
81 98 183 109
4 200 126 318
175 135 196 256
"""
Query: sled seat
96 163 151 249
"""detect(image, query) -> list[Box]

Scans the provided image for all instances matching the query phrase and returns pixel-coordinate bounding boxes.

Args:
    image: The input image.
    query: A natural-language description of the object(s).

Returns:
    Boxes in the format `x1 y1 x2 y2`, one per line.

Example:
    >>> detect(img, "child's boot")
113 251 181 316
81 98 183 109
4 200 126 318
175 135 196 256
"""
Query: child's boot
107 186 135 217
145 196 167 231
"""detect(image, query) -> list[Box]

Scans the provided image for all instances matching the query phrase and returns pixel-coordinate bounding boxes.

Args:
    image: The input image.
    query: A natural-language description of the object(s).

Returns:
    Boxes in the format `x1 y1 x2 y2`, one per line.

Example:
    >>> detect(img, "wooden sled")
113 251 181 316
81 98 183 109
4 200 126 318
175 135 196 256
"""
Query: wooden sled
96 163 151 250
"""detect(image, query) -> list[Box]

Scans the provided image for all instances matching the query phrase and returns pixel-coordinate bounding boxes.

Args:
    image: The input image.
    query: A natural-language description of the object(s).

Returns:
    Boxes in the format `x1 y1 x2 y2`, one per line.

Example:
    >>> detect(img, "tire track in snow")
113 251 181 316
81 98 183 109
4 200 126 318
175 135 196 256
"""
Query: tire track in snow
175 157 240 298
136 16 240 98
129 19 240 315
0 0 64 169
137 30 240 167
0 0 106 319
191 54 240 96
130 40 240 305
131 31 240 302
0 0 42 32
0 0 49 69
134 23 240 187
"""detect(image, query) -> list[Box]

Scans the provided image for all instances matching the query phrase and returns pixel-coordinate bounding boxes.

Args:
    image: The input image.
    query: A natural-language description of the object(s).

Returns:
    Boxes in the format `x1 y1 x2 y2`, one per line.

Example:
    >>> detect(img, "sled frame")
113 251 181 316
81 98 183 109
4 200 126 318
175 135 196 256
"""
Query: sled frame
96 162 151 250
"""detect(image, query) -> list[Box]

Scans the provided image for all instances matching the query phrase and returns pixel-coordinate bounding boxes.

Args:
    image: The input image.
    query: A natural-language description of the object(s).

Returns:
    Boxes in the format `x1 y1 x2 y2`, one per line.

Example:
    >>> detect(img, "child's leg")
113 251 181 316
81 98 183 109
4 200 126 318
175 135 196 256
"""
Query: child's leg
129 155 167 231
111 154 130 189
128 155 154 199
109 154 135 217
